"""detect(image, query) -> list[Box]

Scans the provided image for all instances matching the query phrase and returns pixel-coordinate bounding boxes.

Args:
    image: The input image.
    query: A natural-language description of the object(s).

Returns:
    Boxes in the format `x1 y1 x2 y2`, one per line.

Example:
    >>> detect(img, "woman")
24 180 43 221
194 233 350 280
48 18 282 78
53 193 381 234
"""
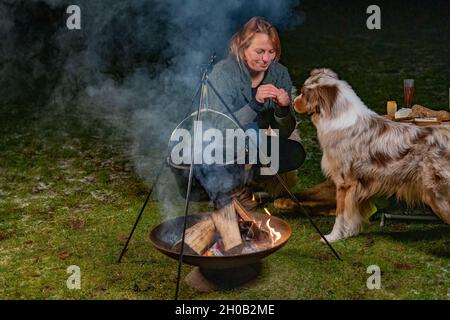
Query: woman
200 17 305 205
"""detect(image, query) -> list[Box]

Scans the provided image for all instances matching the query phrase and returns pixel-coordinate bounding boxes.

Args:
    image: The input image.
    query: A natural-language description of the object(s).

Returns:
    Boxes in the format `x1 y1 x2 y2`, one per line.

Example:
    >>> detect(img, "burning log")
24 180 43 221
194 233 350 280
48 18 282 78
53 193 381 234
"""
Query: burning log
203 240 224 257
174 216 216 255
234 199 269 242
233 198 255 222
211 202 242 252
232 188 258 211
239 220 268 242
173 198 276 256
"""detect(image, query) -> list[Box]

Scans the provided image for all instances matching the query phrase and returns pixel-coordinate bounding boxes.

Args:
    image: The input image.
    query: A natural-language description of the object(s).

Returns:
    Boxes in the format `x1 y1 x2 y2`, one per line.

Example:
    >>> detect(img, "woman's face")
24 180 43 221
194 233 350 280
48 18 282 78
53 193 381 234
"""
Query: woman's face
244 33 276 73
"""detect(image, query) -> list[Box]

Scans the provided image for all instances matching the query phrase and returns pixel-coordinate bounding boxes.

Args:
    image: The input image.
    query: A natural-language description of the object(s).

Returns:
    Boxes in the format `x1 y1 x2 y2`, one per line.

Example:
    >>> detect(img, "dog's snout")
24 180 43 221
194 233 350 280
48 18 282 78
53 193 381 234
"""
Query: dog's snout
293 94 305 113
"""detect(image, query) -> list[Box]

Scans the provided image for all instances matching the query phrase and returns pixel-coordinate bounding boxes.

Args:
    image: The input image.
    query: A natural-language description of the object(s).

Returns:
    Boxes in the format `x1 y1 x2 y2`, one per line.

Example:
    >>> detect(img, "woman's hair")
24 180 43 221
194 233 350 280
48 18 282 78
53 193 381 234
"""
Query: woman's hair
229 16 281 65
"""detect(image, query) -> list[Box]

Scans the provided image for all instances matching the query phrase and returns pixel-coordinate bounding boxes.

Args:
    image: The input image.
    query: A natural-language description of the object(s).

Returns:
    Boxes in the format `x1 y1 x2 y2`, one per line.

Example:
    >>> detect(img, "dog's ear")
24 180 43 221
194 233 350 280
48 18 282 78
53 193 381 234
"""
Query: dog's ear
310 68 339 79
322 69 338 79
314 85 338 117
310 69 323 77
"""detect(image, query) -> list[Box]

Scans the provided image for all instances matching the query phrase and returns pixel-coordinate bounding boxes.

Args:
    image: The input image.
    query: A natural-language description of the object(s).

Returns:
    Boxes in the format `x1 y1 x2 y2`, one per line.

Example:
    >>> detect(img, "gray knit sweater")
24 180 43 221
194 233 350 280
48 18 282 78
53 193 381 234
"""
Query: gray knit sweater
207 57 296 138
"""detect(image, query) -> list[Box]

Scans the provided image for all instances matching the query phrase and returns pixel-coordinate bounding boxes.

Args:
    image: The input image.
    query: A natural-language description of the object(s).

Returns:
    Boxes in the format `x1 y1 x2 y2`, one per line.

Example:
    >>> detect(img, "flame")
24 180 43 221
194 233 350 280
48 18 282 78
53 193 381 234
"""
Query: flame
264 207 271 215
266 218 281 244
252 194 256 202
203 250 213 257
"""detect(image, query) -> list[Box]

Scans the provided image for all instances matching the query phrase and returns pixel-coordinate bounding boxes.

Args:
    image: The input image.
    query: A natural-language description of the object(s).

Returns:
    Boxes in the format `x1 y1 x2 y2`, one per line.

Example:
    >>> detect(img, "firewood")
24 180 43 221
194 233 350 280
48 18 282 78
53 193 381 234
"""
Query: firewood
234 198 270 241
239 220 270 242
175 217 216 255
232 188 248 199
211 202 242 252
239 198 259 211
233 198 256 222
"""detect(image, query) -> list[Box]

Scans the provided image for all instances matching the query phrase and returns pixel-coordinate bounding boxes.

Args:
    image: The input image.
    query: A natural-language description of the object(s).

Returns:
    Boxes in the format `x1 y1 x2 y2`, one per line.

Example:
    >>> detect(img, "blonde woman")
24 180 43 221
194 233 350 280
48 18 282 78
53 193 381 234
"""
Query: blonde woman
206 17 305 204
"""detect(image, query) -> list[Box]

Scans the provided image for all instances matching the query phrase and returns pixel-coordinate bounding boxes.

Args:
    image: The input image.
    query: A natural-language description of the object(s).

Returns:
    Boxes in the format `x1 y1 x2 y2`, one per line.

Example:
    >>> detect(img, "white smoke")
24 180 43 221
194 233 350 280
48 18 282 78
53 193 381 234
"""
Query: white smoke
0 0 302 217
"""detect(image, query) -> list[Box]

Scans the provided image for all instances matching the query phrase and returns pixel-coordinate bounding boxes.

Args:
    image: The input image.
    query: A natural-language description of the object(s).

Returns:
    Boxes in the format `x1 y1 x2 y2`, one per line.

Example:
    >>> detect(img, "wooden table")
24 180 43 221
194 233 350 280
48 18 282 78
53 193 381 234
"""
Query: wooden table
383 115 450 126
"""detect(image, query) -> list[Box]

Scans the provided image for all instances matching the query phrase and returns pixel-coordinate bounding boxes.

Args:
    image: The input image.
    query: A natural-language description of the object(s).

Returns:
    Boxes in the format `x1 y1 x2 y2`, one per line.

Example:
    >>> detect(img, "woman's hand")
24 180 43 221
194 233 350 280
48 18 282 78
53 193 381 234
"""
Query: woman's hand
274 88 290 107
255 84 290 107
255 84 279 103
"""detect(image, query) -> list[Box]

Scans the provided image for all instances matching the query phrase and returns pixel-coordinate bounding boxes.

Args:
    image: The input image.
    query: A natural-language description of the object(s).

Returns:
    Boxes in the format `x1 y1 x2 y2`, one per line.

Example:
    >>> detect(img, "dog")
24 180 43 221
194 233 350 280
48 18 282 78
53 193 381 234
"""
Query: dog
294 68 450 242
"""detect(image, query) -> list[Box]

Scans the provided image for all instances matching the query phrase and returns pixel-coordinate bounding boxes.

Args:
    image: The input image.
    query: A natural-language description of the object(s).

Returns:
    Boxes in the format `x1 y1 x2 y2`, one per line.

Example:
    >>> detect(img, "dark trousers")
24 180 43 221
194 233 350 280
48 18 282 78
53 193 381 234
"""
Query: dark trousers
262 136 306 174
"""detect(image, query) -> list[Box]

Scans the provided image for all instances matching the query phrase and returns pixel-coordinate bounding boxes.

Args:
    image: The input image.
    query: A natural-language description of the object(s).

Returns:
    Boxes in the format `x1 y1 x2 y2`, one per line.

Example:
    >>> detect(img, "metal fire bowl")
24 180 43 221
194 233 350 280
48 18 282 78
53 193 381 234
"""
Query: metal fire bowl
149 211 292 270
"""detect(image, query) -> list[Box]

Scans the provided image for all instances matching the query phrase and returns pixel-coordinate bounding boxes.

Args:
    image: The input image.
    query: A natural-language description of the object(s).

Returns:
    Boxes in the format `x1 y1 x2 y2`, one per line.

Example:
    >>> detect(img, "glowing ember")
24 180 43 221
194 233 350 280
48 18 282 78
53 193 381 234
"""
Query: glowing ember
264 208 271 216
266 218 281 244
202 240 224 257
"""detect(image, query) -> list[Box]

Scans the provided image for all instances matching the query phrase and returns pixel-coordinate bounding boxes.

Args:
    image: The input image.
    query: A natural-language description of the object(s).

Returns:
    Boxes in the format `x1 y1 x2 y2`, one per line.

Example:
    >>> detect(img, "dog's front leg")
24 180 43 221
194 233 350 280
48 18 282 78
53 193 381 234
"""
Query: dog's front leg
321 184 347 243
321 184 365 243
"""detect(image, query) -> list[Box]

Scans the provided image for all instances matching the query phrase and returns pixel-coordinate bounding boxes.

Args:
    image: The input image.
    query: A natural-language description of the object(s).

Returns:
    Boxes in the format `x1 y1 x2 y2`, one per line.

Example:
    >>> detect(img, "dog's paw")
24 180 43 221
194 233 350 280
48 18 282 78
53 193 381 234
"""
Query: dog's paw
320 232 343 243
320 228 362 243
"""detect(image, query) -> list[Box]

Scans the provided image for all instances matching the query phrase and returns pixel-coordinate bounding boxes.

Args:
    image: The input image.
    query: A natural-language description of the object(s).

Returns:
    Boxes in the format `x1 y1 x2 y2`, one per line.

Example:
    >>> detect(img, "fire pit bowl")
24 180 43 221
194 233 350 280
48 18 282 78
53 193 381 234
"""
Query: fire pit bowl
149 211 291 270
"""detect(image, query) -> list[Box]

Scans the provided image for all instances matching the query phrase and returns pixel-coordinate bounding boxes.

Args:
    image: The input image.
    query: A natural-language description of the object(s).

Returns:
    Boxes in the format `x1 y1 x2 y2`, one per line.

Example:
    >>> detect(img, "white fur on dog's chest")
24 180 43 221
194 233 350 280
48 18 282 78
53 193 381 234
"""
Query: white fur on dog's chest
321 151 335 178
318 112 358 132
317 93 376 133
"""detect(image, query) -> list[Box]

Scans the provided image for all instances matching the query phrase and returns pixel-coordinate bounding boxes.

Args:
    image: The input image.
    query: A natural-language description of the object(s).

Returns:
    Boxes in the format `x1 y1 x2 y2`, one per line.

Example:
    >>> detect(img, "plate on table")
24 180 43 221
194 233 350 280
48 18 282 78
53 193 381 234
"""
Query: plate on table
394 116 414 122
413 117 441 126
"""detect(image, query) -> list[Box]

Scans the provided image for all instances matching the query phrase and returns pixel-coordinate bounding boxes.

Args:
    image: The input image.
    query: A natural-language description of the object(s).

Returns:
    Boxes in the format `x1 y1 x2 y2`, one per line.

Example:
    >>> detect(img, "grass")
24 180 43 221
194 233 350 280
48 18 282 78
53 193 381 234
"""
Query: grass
1 1 450 299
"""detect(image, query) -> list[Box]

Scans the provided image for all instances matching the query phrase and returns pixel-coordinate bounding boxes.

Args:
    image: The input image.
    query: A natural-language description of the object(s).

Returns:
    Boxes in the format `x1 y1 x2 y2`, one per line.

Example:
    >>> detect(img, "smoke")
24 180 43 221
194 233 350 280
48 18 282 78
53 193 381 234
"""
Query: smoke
0 0 302 217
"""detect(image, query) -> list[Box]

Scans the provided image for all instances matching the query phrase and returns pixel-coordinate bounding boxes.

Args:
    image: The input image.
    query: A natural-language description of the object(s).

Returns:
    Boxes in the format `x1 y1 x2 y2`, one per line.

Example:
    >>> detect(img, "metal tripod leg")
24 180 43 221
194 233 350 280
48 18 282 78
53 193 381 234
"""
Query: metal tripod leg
174 68 211 300
117 161 166 263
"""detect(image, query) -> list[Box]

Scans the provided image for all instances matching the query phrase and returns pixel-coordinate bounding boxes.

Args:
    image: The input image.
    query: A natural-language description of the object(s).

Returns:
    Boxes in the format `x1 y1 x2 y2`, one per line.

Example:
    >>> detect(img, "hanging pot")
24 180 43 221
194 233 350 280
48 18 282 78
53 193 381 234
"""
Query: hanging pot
167 108 249 202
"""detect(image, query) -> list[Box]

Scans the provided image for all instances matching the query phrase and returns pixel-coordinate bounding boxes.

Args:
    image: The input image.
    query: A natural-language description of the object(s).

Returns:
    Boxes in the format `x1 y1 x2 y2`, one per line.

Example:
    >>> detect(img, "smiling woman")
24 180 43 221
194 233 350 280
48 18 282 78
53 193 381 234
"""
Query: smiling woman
244 33 277 72
230 17 281 70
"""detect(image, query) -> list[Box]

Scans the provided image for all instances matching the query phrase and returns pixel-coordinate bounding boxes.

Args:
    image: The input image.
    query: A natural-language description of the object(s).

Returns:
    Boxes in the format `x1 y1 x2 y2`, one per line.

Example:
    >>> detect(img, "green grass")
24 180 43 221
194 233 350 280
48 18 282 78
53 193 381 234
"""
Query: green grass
1 1 450 300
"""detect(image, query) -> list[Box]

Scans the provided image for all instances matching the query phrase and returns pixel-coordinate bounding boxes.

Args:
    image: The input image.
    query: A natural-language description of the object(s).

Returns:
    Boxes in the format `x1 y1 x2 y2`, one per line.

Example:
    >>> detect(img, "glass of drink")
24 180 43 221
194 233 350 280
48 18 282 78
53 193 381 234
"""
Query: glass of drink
387 100 397 119
403 79 414 108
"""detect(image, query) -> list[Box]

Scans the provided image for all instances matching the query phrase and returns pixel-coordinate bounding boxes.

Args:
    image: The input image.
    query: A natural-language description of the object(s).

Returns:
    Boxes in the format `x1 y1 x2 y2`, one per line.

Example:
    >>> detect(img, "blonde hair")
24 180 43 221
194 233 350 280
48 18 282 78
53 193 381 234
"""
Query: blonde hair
229 17 281 65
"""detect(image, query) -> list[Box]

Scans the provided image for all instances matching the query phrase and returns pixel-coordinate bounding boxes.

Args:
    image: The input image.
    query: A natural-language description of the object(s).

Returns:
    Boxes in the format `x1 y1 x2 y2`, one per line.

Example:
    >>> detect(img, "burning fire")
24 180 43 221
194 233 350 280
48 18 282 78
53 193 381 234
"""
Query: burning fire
263 208 281 244
252 194 256 202
266 219 281 244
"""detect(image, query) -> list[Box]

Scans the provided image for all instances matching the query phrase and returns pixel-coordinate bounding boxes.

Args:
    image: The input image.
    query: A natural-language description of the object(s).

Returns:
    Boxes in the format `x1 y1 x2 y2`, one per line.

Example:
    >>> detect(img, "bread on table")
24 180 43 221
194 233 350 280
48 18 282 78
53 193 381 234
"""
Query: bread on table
411 104 450 122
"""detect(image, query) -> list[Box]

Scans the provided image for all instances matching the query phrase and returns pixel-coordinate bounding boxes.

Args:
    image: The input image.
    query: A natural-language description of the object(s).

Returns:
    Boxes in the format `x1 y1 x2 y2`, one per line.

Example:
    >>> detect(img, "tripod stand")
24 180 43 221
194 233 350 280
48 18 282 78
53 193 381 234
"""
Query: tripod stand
117 55 342 300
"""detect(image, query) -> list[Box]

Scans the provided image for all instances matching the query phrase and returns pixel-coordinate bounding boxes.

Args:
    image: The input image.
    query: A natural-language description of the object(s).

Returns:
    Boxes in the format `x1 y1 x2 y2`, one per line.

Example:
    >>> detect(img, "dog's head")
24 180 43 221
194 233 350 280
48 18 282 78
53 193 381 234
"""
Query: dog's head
293 68 340 119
